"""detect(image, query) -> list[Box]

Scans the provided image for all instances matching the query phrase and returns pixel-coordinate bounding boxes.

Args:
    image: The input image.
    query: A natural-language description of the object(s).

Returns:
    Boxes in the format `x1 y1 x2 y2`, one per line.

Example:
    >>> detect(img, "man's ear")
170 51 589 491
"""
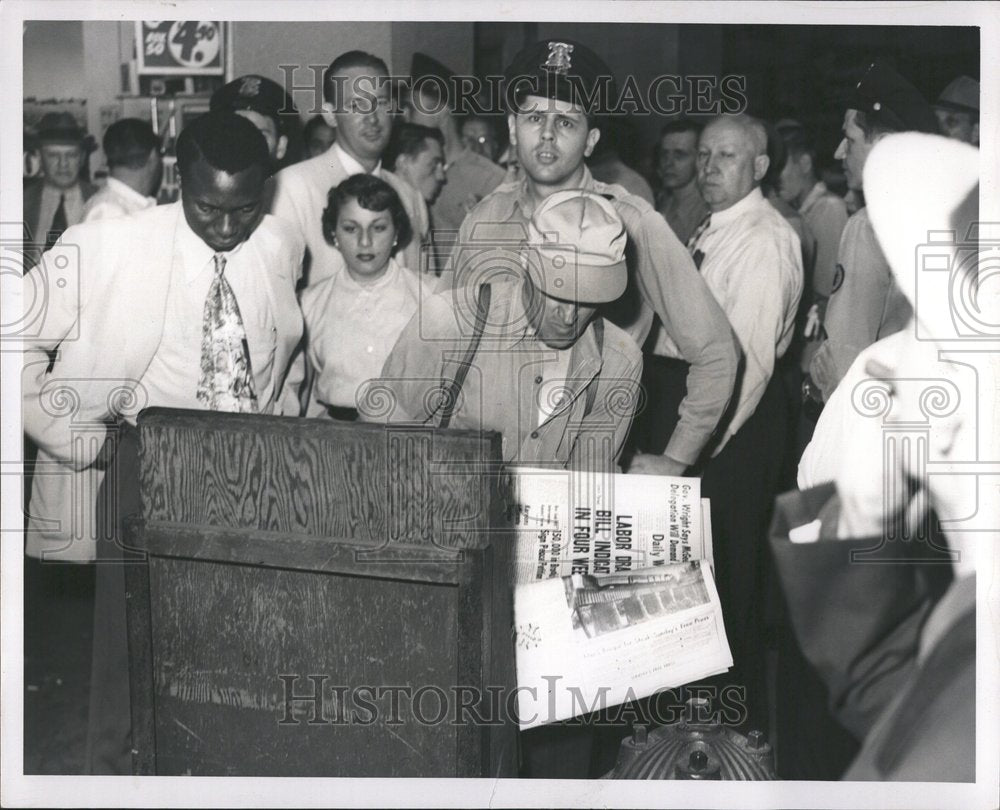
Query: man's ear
320 102 338 129
753 154 770 182
799 151 814 176
583 127 601 158
507 113 517 148
275 134 288 162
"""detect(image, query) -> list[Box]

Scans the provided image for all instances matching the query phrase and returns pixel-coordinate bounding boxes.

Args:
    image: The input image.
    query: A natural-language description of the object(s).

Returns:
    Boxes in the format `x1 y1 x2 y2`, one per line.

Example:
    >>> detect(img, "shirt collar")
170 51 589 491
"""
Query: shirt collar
337 256 401 293
42 182 82 203
175 209 248 283
509 164 598 221
334 141 382 178
106 176 156 208
706 185 766 230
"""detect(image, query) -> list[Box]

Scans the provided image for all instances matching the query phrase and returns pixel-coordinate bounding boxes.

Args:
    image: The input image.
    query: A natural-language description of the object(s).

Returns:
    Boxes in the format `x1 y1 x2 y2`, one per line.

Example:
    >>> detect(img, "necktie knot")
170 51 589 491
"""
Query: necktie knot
213 253 227 276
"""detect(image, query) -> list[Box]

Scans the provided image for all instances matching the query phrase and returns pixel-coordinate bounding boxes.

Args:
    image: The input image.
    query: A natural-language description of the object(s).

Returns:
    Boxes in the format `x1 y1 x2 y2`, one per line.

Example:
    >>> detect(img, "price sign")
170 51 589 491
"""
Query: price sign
135 21 225 75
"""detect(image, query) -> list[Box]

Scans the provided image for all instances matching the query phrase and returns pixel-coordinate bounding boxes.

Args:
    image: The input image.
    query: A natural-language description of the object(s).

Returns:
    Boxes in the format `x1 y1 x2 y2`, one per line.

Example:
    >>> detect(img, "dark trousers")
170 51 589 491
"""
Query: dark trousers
632 356 787 730
84 422 140 775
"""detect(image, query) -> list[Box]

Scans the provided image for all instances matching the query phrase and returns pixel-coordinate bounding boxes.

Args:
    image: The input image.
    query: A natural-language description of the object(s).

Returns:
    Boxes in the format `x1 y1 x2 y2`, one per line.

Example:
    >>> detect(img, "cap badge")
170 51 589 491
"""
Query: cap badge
239 76 262 97
543 42 574 75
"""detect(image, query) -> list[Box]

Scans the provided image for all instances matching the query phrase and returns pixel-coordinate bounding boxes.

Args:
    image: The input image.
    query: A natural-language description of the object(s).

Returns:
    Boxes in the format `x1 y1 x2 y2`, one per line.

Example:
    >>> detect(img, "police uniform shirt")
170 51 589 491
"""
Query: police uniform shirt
138 215 278 415
449 166 738 468
301 257 424 412
687 187 804 446
809 207 912 400
798 181 849 300
82 177 157 222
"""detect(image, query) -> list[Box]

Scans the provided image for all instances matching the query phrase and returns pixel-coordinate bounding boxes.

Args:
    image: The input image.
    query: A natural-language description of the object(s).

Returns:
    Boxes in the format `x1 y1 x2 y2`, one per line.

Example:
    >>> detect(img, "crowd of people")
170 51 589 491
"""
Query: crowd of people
21 36 986 783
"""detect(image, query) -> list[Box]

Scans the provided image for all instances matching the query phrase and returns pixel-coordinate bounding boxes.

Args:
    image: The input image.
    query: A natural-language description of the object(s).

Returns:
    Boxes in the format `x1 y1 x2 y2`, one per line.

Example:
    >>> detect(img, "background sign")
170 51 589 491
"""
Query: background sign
135 21 225 75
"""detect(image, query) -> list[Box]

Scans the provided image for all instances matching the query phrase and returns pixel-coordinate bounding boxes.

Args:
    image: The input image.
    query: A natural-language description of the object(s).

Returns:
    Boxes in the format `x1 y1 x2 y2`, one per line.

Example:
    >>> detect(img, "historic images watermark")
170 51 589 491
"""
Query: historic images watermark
277 675 748 728
275 67 749 117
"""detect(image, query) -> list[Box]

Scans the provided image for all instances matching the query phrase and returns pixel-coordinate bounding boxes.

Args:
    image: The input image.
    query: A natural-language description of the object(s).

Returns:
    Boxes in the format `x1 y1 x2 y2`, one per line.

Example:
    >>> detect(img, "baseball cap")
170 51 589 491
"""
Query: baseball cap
524 190 627 304
211 74 295 127
935 75 979 114
504 39 617 116
850 59 939 134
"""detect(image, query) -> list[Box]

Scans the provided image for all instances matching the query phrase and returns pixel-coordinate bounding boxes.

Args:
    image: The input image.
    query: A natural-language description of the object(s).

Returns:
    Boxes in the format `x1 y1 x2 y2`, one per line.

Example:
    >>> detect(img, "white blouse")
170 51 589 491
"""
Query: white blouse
301 257 424 412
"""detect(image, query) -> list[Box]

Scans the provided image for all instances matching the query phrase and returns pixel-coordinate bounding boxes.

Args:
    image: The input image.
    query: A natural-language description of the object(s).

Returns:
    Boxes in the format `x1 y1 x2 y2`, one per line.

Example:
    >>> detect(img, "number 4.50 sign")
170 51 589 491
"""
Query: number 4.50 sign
136 21 225 75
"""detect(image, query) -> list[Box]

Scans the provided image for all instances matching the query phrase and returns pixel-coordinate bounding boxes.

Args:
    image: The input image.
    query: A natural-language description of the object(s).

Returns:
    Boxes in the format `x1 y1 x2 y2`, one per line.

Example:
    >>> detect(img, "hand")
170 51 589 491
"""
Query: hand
627 452 687 477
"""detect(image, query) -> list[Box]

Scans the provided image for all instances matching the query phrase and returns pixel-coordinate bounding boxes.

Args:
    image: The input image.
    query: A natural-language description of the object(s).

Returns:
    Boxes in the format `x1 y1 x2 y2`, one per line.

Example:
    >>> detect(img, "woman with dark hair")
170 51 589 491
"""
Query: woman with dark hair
300 173 424 420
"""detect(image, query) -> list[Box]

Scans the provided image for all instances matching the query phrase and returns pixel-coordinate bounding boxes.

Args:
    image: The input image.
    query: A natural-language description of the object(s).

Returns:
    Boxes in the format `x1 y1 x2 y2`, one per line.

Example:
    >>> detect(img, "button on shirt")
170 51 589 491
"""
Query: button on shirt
138 216 277 416
82 176 157 222
688 187 803 445
301 257 424 412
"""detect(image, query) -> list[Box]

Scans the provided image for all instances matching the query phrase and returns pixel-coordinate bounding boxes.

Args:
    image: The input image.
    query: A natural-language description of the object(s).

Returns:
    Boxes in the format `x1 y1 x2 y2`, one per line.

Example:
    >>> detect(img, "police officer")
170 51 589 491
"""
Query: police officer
807 59 940 403
211 73 297 166
450 39 739 479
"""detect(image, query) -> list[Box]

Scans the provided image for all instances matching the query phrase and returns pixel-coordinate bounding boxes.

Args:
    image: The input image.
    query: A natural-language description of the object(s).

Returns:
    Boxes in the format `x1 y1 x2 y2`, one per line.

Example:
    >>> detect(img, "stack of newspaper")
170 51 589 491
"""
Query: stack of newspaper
511 467 732 730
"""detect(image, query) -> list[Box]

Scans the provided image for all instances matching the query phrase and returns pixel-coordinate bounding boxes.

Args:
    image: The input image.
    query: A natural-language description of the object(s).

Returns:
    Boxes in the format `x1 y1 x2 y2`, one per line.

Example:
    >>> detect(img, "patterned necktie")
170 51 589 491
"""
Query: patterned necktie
45 194 68 251
196 254 258 413
687 213 711 271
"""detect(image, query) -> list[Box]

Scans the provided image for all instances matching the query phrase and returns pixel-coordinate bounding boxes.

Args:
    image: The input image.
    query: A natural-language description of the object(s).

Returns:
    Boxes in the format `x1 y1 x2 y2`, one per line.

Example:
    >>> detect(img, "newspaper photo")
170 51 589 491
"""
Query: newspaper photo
514 561 733 729
511 466 713 584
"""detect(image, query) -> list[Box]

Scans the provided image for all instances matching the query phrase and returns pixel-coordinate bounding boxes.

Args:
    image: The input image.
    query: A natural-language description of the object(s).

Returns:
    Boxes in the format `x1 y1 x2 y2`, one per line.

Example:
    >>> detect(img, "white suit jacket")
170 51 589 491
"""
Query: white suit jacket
22 202 305 561
270 148 430 287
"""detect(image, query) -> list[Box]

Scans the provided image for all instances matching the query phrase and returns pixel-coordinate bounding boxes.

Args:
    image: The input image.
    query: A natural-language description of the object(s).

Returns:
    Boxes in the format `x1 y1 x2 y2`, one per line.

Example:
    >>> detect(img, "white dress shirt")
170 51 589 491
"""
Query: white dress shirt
82 176 156 222
138 216 277 415
333 141 382 178
690 186 803 444
301 257 424 412
36 183 85 238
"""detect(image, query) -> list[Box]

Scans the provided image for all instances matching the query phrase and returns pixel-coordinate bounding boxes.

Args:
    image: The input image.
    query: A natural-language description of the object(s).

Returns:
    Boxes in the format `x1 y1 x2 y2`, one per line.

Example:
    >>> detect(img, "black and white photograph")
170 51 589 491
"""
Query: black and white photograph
1 1 998 807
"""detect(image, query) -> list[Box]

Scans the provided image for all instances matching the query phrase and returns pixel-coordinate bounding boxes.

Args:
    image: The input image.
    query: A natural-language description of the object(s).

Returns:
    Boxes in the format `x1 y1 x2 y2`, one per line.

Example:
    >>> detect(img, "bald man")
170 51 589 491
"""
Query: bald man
687 113 803 731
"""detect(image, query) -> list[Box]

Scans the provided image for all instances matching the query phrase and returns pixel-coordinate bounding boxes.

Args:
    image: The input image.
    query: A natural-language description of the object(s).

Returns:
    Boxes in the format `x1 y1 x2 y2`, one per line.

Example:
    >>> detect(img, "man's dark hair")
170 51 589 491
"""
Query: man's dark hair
762 120 788 195
323 50 389 105
176 110 271 178
322 173 413 256
780 125 818 167
854 107 909 141
659 117 703 140
103 118 160 170
654 117 702 173
384 122 444 171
